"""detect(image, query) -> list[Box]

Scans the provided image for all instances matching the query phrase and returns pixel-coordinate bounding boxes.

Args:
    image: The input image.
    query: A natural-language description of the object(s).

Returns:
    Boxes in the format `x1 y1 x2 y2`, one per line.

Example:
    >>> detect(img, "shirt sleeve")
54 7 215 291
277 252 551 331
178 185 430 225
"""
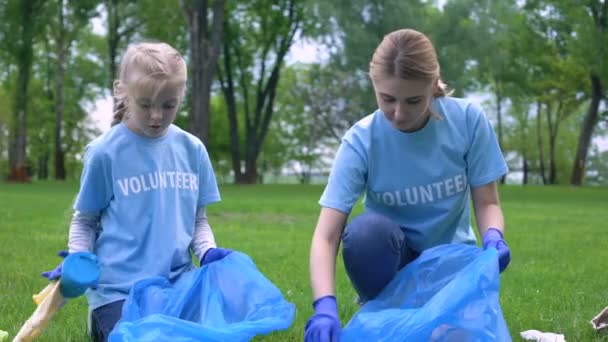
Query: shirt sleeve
190 206 217 262
68 211 101 253
465 103 509 187
197 145 221 207
73 145 113 213
319 140 367 214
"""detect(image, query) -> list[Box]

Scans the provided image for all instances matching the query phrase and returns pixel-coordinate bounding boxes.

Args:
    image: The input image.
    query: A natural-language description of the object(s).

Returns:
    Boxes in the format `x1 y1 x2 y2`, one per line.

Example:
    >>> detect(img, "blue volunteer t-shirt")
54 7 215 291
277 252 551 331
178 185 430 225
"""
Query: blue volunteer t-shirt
74 123 220 310
320 97 508 252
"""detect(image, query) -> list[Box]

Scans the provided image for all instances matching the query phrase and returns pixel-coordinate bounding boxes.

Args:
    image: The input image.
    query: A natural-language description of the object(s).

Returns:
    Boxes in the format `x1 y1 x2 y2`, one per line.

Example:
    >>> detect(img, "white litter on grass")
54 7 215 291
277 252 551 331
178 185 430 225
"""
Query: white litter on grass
520 329 566 342
0 330 8 342
591 306 608 331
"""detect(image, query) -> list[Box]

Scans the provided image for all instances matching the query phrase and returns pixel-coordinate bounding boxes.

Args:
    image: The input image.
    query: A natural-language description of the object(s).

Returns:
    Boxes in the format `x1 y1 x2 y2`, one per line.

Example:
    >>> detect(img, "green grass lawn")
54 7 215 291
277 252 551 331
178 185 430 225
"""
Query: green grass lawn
1 182 607 341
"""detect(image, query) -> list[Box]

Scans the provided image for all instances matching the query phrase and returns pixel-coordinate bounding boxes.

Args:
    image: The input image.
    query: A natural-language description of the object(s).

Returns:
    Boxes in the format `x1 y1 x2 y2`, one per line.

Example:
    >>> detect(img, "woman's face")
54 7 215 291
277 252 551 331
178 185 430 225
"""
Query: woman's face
372 76 435 132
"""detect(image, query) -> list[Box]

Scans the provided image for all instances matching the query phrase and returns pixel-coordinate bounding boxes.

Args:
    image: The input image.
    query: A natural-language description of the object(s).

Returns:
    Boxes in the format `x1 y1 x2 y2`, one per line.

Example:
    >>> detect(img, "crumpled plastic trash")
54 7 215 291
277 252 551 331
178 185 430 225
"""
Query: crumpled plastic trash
591 306 608 332
520 329 566 342
12 281 67 342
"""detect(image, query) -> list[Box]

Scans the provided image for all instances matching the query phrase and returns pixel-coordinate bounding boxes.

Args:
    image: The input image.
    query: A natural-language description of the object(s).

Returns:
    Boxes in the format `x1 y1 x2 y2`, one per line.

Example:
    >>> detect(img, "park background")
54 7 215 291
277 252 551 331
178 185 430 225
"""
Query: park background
1 0 608 341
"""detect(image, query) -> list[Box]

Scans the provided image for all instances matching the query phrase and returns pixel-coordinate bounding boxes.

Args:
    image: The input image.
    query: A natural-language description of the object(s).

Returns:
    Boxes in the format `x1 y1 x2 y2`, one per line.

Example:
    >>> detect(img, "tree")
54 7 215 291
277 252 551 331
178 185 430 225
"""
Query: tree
218 0 303 183
181 0 225 146
269 64 338 184
104 0 140 96
48 0 98 180
466 0 525 184
6 0 46 182
520 0 607 185
503 99 533 184
566 1 607 185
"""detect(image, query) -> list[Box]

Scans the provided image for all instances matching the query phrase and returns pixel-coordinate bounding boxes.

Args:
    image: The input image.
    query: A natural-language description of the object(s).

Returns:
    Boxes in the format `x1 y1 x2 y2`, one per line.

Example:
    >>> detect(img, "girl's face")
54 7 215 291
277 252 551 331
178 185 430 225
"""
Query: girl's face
125 73 185 138
372 76 435 132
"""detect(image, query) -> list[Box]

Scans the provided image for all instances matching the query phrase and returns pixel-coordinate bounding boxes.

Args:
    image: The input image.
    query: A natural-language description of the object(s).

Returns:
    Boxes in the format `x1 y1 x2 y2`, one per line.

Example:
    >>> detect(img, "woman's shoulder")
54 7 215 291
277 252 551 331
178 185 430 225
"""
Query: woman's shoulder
344 110 381 138
435 96 486 121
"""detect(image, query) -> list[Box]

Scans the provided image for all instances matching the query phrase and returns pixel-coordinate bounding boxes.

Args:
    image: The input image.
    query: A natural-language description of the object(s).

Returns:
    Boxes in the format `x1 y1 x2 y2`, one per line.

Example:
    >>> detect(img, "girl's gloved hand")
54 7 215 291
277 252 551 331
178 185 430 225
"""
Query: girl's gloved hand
201 247 233 266
41 250 69 280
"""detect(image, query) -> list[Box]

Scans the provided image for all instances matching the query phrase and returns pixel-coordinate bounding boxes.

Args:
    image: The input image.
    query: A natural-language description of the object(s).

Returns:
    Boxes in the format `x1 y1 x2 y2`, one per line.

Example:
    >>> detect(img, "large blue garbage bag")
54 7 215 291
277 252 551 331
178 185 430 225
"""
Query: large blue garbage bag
108 252 295 342
341 244 511 342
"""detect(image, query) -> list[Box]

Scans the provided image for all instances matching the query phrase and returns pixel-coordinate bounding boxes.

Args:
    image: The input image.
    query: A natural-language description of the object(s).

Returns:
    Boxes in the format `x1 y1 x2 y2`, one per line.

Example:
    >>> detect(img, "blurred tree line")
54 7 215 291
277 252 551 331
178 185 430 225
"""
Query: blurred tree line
0 0 606 185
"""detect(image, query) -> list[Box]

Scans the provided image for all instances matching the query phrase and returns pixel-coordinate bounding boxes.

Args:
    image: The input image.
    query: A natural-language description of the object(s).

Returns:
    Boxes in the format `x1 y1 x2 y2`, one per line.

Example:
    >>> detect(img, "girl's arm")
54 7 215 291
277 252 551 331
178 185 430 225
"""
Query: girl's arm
310 207 348 299
68 211 101 253
191 206 217 263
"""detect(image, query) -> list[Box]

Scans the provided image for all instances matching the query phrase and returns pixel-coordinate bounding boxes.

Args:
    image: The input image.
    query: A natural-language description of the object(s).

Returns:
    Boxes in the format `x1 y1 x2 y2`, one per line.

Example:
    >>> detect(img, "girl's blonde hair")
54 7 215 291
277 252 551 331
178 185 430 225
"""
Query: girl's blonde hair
369 29 452 98
111 42 187 126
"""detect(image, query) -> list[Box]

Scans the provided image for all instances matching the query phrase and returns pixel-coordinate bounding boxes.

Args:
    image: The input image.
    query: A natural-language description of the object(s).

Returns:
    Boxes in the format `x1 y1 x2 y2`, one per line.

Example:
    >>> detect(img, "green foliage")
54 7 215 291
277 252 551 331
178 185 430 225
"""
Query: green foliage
587 147 608 185
268 64 332 183
320 0 442 110
207 94 234 183
135 0 188 51
0 87 10 179
0 0 606 182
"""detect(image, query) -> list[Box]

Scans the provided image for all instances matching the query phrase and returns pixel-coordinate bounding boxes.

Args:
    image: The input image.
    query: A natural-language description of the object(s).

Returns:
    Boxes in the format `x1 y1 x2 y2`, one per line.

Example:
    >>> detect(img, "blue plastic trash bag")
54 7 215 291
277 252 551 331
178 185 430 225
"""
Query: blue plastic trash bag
341 244 511 342
109 252 295 342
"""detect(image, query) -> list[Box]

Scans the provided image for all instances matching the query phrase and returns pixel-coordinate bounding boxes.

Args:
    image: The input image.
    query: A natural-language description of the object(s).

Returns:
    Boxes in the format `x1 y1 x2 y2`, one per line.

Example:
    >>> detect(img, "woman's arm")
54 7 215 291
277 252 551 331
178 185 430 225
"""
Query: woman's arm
471 181 504 236
310 207 348 299
471 181 511 272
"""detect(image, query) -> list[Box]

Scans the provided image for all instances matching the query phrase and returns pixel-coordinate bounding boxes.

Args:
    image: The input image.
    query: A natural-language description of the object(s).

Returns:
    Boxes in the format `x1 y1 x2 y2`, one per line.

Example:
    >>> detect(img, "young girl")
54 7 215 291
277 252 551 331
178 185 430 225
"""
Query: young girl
41 42 233 341
304 29 511 341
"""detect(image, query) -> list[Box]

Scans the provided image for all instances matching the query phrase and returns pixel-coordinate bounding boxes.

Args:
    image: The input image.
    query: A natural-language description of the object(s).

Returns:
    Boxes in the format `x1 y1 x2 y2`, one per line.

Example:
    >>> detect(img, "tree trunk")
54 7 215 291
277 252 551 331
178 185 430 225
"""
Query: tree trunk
219 0 299 184
8 0 36 182
218 32 244 182
243 152 258 184
54 0 67 180
494 83 506 184
570 75 603 185
38 153 49 180
546 101 562 185
182 0 225 146
106 0 120 95
105 0 139 111
522 154 528 185
535 101 547 185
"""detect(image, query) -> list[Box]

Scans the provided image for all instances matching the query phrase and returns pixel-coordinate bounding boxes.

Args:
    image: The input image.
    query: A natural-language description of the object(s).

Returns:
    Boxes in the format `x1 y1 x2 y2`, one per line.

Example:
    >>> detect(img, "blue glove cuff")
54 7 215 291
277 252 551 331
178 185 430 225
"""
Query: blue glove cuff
483 228 504 248
486 227 504 238
313 295 338 317
201 247 233 266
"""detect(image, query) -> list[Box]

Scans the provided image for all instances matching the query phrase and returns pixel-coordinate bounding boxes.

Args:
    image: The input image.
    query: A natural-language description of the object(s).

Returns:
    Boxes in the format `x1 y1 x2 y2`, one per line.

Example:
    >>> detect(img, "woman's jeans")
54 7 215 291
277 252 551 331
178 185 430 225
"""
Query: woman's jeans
342 211 418 302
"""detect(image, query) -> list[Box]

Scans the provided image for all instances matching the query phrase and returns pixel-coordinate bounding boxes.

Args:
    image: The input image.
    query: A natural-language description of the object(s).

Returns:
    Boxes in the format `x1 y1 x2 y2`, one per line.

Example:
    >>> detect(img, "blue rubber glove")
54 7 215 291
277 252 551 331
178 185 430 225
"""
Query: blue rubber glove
482 228 511 272
41 250 69 281
201 247 233 266
304 295 341 342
